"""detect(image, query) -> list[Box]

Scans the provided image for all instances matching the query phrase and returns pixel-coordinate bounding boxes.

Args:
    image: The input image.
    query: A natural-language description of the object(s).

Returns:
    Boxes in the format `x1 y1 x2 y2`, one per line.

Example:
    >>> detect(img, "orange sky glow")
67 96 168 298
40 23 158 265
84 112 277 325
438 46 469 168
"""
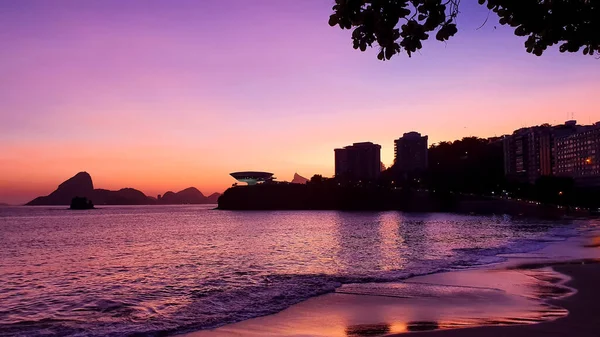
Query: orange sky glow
1 1 599 204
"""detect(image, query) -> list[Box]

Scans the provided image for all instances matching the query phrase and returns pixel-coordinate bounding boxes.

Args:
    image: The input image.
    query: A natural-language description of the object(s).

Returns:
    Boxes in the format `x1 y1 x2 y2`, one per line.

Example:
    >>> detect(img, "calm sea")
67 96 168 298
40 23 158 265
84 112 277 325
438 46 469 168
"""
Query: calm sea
0 205 578 336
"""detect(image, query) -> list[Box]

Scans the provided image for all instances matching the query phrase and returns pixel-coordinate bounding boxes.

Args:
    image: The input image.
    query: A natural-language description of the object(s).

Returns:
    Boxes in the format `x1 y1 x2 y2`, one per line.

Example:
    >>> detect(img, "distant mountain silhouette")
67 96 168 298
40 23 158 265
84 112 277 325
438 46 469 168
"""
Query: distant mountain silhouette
27 172 94 205
0 203 10 206
291 173 309 184
207 192 221 203
26 172 220 206
158 187 207 204
93 188 151 205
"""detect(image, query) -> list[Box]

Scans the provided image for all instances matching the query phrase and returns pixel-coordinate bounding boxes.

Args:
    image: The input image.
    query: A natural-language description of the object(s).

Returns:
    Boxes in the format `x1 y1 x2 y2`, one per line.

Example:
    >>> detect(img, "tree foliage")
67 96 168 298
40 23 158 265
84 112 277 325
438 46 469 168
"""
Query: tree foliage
329 0 600 60
427 137 505 193
310 174 325 184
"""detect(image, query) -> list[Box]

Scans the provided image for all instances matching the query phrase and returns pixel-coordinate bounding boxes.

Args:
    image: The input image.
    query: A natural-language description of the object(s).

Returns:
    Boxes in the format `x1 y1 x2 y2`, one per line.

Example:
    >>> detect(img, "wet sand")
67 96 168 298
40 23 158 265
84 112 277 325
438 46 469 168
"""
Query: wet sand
185 265 580 337
185 232 600 337
408 262 600 337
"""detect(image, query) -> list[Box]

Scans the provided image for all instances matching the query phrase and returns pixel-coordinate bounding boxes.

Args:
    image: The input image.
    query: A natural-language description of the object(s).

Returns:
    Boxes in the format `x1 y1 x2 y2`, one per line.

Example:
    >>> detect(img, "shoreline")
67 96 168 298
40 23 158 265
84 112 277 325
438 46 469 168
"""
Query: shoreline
399 262 600 337
217 184 595 219
183 225 600 337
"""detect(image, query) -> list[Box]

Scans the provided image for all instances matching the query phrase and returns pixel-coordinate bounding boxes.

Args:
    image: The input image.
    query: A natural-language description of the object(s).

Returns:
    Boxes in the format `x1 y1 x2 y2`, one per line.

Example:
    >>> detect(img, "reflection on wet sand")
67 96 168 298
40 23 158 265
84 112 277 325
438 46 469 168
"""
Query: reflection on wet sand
406 321 440 332
345 323 390 336
186 266 573 337
584 235 600 248
345 322 457 336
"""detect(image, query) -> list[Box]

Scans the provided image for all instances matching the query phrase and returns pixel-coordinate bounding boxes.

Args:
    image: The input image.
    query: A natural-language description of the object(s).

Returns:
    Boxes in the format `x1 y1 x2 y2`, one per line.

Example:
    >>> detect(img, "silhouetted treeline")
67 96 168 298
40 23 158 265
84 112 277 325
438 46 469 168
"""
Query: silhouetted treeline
217 181 570 216
428 137 505 194
219 183 400 211
508 176 600 210
384 137 600 210
381 137 505 194
217 183 456 211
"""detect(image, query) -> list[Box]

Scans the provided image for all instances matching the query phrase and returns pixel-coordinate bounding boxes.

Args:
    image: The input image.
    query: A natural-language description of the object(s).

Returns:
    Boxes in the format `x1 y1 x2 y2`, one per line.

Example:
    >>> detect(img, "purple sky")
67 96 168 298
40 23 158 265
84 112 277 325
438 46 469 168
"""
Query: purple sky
1 0 599 204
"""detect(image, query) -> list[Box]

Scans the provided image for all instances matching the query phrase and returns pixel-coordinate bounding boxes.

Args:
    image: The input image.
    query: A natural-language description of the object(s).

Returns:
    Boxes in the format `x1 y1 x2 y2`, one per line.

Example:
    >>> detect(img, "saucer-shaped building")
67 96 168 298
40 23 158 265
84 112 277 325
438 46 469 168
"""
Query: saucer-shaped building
230 171 274 185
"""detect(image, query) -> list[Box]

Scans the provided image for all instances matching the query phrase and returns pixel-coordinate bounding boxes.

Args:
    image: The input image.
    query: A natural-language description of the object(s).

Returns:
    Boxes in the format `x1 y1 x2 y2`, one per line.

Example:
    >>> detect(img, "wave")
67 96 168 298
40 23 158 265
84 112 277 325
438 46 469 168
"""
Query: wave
0 212 585 337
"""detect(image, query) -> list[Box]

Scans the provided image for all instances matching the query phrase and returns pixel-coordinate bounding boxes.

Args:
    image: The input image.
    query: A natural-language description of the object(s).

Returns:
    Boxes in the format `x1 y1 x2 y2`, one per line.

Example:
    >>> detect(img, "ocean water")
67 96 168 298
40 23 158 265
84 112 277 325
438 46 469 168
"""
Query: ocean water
0 205 579 337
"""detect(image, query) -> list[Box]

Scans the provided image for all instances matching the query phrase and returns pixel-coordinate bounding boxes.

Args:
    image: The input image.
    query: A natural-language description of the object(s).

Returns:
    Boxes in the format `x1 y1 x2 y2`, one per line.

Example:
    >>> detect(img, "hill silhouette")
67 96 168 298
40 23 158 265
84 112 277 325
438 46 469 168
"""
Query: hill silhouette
26 172 220 206
159 187 209 204
207 192 221 203
27 172 94 205
93 188 150 205
290 173 309 184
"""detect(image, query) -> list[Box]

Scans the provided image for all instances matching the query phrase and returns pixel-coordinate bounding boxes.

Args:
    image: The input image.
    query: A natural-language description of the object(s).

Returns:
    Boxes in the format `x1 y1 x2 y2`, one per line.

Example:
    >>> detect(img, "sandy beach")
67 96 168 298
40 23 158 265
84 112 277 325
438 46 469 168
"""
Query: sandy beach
185 231 600 337
404 262 600 337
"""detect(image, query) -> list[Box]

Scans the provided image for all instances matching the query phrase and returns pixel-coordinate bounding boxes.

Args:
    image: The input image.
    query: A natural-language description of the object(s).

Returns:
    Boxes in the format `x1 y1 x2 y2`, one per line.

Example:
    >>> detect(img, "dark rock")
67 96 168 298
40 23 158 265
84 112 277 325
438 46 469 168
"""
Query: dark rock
70 196 94 210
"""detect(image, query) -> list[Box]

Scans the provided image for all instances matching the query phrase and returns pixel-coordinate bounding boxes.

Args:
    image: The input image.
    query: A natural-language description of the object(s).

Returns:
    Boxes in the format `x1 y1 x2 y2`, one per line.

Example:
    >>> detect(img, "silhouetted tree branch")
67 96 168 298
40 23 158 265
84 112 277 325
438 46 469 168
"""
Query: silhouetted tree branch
329 0 600 60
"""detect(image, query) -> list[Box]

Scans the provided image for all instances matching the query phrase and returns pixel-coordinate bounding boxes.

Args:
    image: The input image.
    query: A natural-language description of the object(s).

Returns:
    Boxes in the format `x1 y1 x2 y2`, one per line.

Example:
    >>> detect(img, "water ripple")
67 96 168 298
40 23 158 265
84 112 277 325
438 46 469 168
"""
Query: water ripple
0 206 580 336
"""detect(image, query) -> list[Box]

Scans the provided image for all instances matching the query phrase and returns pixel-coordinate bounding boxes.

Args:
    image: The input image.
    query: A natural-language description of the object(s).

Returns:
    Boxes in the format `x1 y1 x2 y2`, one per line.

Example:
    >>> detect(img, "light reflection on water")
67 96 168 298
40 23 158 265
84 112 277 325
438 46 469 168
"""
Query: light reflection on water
0 205 577 336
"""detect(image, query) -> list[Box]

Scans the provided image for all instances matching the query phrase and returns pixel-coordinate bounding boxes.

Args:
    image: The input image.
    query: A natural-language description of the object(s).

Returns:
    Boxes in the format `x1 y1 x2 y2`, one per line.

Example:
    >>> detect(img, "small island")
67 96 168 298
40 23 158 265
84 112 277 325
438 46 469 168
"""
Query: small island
70 196 95 210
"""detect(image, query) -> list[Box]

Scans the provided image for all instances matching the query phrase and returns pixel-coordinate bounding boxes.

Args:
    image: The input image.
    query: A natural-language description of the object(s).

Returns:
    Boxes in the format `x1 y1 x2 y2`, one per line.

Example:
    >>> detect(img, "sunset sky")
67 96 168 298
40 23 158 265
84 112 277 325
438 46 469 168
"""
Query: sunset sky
1 0 600 204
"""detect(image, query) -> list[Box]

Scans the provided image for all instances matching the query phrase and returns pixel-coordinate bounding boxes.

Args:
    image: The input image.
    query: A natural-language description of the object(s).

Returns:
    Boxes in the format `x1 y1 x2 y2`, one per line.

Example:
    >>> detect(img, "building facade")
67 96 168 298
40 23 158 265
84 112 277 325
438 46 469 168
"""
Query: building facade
394 132 428 172
555 123 600 186
503 128 529 182
503 120 597 185
503 125 557 184
334 142 382 181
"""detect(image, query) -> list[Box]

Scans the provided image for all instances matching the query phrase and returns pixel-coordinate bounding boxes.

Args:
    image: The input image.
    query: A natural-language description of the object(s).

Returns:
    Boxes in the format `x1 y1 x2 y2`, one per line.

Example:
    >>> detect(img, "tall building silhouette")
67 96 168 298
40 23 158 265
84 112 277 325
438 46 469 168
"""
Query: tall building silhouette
335 142 382 181
394 132 428 172
503 125 554 184
503 120 600 185
555 122 600 186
